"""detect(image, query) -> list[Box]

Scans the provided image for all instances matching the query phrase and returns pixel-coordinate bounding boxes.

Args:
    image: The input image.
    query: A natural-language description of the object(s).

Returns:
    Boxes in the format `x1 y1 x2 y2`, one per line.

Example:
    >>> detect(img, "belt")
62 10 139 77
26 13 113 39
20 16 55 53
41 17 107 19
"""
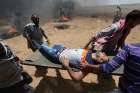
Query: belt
57 47 66 57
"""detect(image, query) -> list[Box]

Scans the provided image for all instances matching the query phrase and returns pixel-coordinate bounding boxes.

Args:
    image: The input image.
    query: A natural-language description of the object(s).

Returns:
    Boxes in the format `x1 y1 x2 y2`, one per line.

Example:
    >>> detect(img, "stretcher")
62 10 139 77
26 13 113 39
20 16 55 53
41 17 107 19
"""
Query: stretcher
22 50 124 75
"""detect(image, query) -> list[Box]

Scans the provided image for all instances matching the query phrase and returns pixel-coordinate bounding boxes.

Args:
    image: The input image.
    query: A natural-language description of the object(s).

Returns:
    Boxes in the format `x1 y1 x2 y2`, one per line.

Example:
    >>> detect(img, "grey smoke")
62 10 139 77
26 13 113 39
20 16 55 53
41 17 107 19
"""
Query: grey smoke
1 0 140 30
1 0 140 18
0 0 75 32
0 0 75 20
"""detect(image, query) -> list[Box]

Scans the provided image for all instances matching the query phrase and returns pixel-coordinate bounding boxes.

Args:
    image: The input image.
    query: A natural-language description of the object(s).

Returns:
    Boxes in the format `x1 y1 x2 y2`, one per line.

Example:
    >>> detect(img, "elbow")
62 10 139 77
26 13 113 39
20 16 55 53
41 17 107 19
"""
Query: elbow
72 76 83 81
69 71 84 81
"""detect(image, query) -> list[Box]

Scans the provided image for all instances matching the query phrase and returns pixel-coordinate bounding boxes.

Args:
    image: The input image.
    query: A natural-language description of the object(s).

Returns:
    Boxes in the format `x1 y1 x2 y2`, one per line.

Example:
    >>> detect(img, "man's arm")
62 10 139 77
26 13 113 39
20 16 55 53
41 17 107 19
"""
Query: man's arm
60 56 87 81
25 34 35 48
66 67 85 81
84 24 118 49
80 63 100 74
23 26 34 46
40 28 50 45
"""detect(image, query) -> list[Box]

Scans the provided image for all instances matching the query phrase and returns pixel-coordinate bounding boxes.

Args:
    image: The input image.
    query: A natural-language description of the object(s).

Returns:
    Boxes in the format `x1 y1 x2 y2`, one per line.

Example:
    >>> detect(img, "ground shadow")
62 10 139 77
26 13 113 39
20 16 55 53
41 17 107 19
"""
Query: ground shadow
0 84 35 93
97 74 116 92
35 69 116 93
34 67 48 77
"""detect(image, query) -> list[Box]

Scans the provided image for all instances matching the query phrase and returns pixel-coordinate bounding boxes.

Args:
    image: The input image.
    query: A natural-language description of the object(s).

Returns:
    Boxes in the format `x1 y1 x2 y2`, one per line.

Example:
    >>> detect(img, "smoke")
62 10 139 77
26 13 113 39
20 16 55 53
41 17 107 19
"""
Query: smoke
1 0 140 18
0 0 75 32
0 0 75 20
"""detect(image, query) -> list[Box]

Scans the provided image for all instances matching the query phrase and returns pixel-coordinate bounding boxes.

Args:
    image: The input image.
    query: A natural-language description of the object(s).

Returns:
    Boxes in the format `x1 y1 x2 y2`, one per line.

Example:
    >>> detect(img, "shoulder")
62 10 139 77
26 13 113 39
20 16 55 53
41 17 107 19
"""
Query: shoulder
24 23 35 28
121 44 138 53
126 44 140 51
122 44 130 50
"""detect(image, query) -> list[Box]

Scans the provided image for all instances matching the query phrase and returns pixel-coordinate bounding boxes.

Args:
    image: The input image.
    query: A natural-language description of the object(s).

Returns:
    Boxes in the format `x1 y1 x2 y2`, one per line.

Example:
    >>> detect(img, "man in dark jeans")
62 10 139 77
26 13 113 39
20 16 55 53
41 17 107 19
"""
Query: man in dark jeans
0 43 33 93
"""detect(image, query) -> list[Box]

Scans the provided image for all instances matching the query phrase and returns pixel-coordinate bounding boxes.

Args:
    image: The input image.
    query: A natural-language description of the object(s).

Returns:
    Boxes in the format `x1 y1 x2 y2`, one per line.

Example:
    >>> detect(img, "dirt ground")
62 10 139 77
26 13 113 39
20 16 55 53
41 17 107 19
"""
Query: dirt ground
2 16 140 93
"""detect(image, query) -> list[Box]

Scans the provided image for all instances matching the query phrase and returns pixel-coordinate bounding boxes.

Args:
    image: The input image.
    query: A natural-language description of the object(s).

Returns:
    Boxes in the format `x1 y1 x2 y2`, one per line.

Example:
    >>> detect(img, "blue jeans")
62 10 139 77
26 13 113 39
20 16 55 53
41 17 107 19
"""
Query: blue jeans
39 44 65 64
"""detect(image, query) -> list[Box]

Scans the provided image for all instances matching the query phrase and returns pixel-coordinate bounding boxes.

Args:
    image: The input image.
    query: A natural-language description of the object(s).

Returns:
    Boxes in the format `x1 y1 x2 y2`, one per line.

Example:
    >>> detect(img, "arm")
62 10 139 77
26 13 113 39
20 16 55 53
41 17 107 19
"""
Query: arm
80 63 100 74
66 67 85 81
84 24 118 49
40 28 50 45
95 24 119 40
23 26 34 47
60 56 87 81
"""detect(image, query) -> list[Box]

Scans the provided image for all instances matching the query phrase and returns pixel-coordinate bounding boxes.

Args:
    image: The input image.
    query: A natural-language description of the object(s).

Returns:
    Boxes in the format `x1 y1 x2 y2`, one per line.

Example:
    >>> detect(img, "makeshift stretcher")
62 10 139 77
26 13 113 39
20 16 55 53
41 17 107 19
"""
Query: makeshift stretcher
22 50 124 76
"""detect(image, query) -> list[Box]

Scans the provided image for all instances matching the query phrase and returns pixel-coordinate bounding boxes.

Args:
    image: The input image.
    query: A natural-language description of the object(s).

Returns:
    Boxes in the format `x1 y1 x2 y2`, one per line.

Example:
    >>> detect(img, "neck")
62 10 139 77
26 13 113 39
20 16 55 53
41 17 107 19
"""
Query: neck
35 24 39 27
124 23 131 30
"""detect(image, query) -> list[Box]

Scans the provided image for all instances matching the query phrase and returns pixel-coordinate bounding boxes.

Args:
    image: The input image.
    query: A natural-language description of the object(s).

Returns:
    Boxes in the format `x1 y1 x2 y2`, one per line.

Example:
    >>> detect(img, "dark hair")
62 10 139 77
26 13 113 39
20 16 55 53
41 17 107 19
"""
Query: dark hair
125 10 140 22
31 14 39 21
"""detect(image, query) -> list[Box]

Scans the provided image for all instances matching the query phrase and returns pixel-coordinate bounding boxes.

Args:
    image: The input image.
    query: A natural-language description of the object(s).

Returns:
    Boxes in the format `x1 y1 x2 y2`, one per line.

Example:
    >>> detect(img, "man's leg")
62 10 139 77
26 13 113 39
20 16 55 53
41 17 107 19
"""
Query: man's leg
39 44 58 62
35 44 58 77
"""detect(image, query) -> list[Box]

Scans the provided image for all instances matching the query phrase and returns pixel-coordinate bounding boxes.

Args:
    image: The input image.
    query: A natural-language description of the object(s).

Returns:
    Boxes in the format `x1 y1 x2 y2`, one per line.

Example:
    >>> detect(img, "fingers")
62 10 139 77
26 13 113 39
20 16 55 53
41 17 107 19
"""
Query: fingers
80 62 89 70
80 63 84 68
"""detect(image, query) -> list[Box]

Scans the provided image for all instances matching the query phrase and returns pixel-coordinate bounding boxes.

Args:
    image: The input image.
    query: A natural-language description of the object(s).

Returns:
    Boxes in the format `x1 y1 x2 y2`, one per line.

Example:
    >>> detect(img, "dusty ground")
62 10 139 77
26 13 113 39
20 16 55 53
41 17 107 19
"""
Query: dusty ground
2 16 140 93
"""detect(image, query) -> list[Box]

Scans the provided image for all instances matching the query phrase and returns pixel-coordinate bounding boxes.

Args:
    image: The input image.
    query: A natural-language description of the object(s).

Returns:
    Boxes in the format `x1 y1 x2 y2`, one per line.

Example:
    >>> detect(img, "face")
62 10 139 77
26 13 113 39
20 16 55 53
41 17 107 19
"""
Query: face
91 52 109 63
32 17 39 26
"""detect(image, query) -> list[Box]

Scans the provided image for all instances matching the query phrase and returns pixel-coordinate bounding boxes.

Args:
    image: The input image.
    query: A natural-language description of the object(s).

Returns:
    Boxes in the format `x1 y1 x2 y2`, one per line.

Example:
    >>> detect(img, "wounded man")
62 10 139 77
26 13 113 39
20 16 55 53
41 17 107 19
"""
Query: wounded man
36 43 108 81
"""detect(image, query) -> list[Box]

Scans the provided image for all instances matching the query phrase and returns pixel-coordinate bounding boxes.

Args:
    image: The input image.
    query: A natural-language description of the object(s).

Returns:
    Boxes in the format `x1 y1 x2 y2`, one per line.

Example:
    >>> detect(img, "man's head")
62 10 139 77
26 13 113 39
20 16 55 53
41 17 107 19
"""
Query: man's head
31 14 39 26
125 10 140 29
91 52 109 63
